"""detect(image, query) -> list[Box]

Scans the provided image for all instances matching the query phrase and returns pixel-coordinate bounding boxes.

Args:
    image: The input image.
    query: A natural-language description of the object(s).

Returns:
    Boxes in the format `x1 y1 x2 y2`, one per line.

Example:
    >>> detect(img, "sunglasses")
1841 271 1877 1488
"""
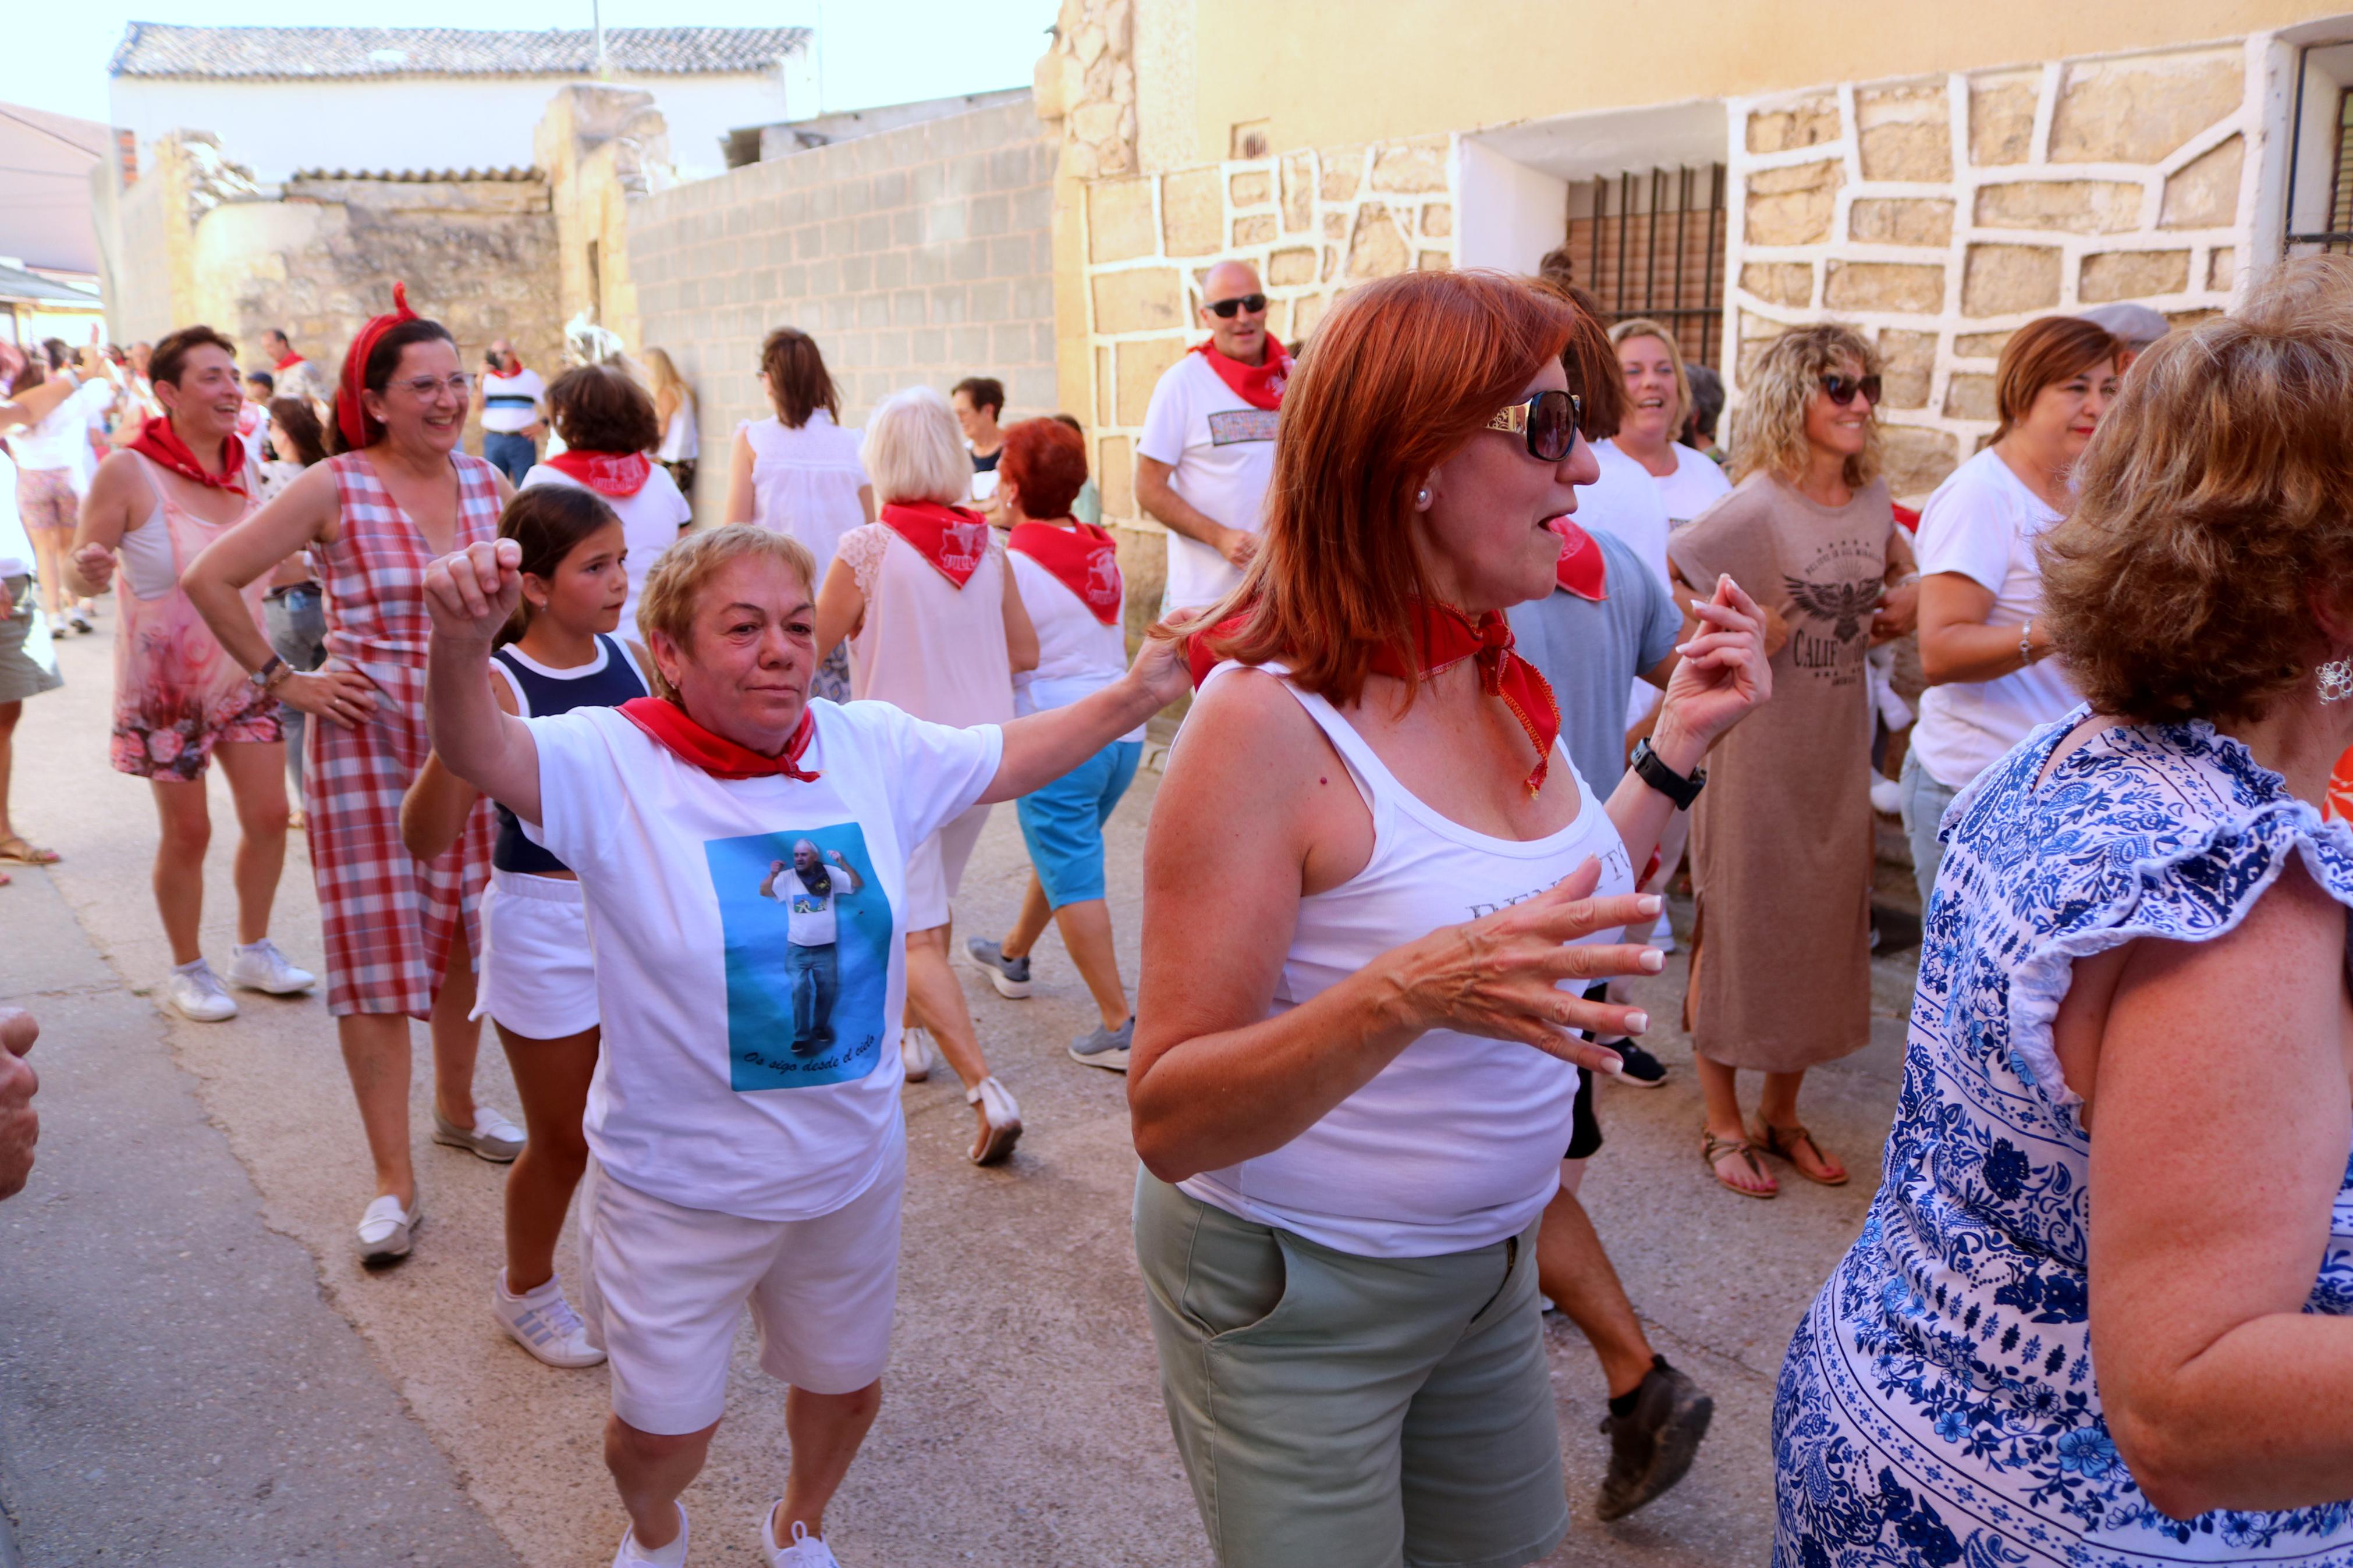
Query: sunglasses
1204 293 1268 318
1819 373 1882 407
1485 390 1582 463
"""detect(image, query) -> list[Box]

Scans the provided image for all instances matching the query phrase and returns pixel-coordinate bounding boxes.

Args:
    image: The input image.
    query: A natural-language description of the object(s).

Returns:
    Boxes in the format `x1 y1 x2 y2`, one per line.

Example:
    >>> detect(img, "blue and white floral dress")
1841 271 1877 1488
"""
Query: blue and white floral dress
1776 709 2353 1567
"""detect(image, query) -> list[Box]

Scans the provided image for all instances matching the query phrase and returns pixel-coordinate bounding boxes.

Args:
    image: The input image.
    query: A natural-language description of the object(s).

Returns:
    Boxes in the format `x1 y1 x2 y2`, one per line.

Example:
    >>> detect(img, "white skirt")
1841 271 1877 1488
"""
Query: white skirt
472 868 599 1039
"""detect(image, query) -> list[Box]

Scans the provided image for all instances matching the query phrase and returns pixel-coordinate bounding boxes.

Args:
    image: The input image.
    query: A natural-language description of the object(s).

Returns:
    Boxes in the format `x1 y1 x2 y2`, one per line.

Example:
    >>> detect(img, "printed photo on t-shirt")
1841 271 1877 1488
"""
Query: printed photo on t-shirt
1205 409 1279 446
706 823 892 1090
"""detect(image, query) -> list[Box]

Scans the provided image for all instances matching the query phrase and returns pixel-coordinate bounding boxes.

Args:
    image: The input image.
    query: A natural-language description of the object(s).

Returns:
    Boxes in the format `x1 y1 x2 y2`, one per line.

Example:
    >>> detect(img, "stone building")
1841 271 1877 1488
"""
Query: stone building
1036 0 2353 521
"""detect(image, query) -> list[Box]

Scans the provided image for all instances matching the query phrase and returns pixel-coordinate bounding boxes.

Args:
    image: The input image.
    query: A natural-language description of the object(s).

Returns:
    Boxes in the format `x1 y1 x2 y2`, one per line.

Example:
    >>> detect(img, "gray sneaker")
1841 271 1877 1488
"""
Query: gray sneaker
1068 1017 1134 1073
963 937 1032 998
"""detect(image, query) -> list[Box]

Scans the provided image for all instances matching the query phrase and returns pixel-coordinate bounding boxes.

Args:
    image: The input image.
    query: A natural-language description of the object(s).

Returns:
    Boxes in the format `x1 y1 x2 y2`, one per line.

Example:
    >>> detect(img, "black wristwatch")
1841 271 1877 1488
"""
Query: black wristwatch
1631 737 1705 810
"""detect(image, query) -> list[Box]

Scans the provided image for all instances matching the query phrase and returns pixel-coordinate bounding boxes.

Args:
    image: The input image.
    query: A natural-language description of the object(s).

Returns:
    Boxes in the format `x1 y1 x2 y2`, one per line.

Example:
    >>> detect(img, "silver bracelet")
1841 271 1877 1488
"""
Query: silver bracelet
2019 622 2035 666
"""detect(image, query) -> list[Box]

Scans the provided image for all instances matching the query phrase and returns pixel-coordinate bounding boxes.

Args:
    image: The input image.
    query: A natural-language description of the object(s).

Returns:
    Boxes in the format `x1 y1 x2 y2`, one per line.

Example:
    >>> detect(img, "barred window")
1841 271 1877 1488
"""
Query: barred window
1556 165 1727 369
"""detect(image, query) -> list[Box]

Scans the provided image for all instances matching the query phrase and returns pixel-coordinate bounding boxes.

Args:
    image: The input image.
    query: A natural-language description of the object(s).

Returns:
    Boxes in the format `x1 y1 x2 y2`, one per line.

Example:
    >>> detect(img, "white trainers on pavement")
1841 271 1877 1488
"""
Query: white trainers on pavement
613 1503 689 1567
494 1270 606 1367
763 1507 842 1567
433 1105 525 1163
165 960 238 1022
357 1192 422 1264
226 938 317 994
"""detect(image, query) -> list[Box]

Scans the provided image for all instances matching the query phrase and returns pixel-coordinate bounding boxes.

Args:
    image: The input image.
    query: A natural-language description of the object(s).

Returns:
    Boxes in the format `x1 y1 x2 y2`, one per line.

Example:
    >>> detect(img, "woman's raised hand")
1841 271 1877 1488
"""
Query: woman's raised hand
1661 573 1772 752
1379 857 1663 1073
423 538 525 643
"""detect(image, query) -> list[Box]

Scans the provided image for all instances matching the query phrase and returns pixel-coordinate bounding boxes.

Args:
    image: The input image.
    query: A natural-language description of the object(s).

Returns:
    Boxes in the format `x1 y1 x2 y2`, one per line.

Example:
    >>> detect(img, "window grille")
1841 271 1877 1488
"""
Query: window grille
2285 47 2353 255
1557 164 1727 369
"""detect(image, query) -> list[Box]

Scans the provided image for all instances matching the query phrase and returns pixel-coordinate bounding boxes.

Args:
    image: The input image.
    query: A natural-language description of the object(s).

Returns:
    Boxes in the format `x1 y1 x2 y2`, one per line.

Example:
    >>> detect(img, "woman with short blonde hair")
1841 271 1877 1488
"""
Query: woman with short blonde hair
1777 256 2353 1568
813 385 1040 1163
1666 320 1918 1198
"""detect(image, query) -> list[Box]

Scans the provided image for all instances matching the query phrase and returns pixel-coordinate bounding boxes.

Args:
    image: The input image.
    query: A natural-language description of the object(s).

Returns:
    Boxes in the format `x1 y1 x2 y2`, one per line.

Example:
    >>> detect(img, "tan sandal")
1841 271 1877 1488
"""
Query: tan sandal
0 834 58 865
1747 1118 1850 1186
1701 1129 1776 1199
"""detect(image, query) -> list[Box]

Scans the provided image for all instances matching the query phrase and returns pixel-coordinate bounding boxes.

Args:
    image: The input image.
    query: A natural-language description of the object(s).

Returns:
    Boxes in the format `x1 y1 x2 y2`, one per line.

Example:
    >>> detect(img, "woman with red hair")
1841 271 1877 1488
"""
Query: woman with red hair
1129 269 1770 1565
186 286 524 1264
963 418 1145 1069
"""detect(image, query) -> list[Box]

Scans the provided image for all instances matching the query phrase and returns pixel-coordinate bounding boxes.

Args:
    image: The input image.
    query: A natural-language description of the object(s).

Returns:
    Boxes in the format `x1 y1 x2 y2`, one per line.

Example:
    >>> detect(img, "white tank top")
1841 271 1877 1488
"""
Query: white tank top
1179 665 1638 1259
742 412 867 587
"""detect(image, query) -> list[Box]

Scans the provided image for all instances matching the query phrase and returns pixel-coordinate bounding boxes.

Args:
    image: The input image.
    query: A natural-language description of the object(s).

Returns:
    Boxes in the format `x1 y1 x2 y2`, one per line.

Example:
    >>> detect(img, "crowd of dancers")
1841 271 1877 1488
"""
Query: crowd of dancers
5 248 2353 1568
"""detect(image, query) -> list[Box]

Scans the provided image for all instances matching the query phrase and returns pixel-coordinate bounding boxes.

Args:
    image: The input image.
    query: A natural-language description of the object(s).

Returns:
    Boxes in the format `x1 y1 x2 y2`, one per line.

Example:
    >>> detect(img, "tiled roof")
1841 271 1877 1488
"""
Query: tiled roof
109 24 810 81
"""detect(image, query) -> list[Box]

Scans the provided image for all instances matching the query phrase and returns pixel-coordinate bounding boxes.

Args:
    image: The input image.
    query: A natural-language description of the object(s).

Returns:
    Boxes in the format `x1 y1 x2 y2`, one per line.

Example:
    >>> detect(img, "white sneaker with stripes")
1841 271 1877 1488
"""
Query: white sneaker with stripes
493 1270 606 1368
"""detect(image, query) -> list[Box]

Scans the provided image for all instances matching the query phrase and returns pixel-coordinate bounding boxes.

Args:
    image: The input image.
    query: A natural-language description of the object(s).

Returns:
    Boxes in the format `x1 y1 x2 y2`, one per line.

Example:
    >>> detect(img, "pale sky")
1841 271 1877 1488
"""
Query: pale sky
9 0 1059 127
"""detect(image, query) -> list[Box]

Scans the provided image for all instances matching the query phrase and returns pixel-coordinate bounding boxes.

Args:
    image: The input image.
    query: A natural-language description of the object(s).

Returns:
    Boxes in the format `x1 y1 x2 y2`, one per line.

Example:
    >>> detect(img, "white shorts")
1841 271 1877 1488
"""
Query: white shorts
903 801 991 931
472 869 599 1039
577 1137 906 1435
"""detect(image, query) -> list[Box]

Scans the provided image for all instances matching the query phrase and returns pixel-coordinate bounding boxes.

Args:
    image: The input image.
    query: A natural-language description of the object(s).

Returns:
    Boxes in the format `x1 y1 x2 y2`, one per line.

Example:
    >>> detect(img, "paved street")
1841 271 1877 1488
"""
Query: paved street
0 611 1921 1566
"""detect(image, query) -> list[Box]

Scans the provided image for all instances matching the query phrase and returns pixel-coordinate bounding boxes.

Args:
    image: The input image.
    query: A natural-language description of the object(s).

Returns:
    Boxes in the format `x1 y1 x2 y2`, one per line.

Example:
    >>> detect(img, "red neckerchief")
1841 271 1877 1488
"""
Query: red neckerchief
545 448 650 498
1550 518 1607 602
335 280 418 451
274 352 305 372
1184 603 1561 797
881 500 992 589
1009 520 1121 625
1189 335 1293 412
129 417 248 497
619 697 820 782
486 361 526 380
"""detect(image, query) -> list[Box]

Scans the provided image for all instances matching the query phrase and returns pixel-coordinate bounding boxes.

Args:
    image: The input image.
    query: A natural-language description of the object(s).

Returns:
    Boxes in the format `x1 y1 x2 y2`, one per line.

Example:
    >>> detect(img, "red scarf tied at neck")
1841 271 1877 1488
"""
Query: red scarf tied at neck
881 500 992 589
129 418 247 497
545 449 650 498
1184 603 1561 797
274 351 305 372
1008 520 1122 625
1190 334 1294 412
620 697 821 782
335 280 419 451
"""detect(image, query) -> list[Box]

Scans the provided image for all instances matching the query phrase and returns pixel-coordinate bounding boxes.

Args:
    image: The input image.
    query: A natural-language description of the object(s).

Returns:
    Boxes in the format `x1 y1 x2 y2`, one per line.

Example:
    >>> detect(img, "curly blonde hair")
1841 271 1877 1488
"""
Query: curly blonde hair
1732 322 1880 490
2040 257 2353 724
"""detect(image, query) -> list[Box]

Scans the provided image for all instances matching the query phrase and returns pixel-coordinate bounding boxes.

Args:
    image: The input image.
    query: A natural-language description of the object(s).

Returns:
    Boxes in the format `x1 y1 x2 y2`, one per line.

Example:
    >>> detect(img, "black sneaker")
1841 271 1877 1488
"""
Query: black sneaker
1068 1017 1134 1072
1596 1359 1713 1521
1603 1039 1668 1087
963 937 1032 998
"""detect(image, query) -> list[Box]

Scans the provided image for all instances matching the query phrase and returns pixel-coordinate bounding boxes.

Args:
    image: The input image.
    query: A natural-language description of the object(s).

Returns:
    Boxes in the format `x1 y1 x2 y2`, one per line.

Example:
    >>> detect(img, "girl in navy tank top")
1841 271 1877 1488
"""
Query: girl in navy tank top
403 486 648 1370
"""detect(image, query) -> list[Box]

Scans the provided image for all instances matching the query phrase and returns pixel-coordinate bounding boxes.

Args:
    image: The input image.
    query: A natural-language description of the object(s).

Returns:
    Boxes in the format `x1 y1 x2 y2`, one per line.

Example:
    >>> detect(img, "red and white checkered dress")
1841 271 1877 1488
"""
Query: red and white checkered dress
307 451 501 1018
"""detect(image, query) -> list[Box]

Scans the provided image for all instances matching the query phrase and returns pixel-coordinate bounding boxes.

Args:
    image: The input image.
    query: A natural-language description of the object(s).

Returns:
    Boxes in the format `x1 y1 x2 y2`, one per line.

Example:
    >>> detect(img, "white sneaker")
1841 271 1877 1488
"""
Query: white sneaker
762 1507 842 1568
899 1026 931 1083
1871 776 1903 817
166 961 238 1022
494 1270 606 1368
226 938 317 994
357 1192 422 1264
614 1503 688 1567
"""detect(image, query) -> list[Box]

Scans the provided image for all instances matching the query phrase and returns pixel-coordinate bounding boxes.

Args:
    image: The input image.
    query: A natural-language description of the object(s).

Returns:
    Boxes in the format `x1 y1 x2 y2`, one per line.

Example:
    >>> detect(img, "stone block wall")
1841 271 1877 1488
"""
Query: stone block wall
1726 41 2258 500
626 97 1059 521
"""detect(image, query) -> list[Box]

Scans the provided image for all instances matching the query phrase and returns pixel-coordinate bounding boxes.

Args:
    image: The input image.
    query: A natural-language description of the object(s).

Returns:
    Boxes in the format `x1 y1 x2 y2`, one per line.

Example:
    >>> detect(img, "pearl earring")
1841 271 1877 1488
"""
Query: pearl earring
2322 659 2353 704
1415 488 1432 508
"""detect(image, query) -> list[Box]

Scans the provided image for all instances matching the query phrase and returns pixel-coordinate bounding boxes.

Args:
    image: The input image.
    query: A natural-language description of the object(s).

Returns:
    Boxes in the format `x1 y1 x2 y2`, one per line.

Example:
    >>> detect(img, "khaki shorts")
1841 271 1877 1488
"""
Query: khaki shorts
1134 1170 1567 1568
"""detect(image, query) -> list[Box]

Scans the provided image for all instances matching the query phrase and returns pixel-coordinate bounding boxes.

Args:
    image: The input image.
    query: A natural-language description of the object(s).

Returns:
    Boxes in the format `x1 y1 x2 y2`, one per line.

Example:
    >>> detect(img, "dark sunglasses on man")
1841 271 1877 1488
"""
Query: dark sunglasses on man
1204 293 1269 318
1819 372 1883 407
1485 389 1583 463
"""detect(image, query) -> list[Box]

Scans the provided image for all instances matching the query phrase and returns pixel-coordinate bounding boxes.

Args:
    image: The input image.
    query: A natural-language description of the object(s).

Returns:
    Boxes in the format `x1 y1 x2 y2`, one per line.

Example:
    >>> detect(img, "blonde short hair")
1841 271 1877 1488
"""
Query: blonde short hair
634 524 817 699
860 384 971 507
1607 317 1695 435
1733 322 1882 491
2042 257 2353 724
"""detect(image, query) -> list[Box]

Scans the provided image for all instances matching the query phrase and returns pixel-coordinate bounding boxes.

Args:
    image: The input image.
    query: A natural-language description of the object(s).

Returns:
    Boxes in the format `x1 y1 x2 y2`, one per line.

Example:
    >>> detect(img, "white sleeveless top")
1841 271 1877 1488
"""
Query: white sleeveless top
835 522 1016 729
1180 665 1638 1259
742 411 867 586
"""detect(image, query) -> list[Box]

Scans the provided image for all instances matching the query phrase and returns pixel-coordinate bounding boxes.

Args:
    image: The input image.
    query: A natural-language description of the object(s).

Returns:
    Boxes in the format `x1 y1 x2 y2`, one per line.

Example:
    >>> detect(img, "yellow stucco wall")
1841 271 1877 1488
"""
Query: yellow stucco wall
1177 0 2348 166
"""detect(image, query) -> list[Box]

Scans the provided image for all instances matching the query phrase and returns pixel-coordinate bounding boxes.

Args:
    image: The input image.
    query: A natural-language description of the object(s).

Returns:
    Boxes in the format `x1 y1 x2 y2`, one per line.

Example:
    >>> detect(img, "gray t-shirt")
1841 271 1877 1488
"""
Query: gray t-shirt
1506 528 1683 797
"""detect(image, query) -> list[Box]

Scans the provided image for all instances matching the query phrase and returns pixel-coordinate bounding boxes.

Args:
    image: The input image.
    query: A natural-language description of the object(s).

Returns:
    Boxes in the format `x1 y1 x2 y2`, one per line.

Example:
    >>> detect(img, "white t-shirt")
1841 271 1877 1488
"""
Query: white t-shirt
481 367 546 433
1007 548 1145 741
523 698 1002 1220
1136 353 1279 611
1911 447 2082 791
1644 441 1733 529
1577 439 1676 728
11 379 111 477
768 858 854 947
519 463 694 635
657 394 697 463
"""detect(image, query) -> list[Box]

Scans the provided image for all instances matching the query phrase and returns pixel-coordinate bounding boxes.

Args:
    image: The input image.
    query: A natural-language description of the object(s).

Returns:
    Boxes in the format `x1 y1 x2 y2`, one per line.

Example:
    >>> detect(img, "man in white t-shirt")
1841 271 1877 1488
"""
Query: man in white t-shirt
474 339 546 486
761 841 865 1050
1135 260 1292 612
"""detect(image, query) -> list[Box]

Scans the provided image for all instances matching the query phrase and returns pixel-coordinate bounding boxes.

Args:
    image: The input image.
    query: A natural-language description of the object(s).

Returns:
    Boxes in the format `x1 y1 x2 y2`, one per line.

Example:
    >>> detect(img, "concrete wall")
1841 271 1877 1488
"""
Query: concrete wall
627 95 1059 521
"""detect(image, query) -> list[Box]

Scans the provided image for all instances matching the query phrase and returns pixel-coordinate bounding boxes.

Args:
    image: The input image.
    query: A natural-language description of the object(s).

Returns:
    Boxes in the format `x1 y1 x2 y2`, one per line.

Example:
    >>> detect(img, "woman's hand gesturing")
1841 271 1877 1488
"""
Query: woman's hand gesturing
423 539 524 644
1661 573 1772 752
1378 858 1663 1073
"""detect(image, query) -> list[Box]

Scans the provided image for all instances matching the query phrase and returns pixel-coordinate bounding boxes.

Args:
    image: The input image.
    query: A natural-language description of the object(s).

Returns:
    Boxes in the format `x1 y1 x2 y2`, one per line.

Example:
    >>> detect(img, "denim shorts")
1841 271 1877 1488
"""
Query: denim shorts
1016 737 1141 908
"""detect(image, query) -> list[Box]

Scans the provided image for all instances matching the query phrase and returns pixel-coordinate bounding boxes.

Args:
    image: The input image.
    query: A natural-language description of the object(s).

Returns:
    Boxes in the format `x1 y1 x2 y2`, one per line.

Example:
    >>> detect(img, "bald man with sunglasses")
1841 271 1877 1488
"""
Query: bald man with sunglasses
1135 261 1293 613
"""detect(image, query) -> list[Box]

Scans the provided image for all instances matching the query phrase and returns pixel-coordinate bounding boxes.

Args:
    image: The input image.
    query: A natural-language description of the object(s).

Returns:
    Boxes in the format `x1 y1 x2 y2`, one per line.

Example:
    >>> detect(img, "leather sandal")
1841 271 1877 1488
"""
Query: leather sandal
0 834 59 866
1746 1118 1850 1186
1701 1129 1776 1199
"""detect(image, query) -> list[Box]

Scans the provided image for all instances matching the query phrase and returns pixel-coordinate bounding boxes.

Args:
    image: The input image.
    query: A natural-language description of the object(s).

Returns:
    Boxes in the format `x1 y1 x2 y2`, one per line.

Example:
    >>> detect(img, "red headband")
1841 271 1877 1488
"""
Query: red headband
335 281 418 451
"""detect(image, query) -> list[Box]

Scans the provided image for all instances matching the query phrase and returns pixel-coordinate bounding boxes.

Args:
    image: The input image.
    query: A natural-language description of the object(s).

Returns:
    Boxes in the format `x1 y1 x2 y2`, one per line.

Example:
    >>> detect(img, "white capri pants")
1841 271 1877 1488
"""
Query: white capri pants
578 1135 907 1435
471 869 600 1039
902 801 991 930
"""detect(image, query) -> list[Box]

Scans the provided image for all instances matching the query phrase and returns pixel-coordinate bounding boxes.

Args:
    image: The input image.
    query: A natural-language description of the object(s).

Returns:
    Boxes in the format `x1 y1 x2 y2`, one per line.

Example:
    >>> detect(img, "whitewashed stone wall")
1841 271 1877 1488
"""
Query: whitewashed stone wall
1726 41 2260 499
